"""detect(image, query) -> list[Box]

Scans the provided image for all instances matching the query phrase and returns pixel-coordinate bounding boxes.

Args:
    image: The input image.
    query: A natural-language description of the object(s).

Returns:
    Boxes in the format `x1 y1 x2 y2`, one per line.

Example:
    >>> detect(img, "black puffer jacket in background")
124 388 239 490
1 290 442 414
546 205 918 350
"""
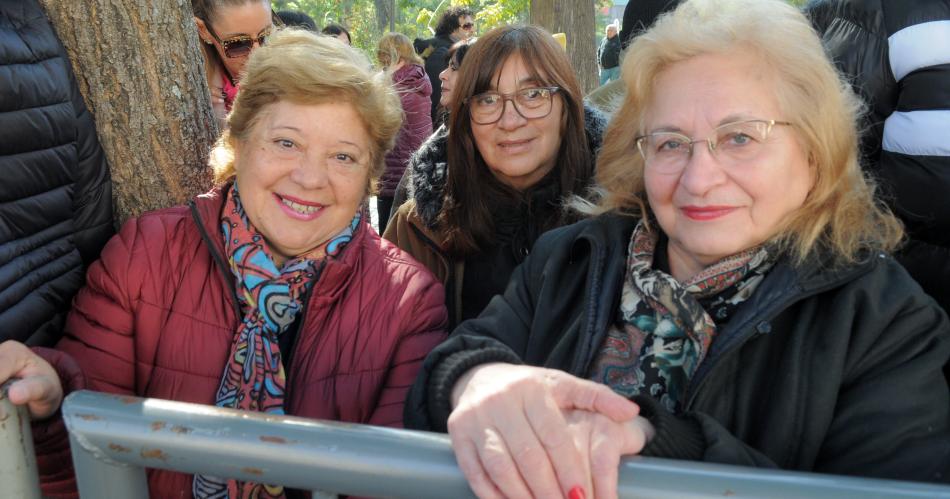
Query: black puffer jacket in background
0 0 113 346
805 0 950 340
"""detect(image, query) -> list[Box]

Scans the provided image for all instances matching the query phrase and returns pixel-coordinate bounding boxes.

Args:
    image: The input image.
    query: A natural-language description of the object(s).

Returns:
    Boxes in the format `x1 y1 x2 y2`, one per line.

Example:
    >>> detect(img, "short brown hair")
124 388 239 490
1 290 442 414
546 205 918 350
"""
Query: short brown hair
210 29 403 194
580 0 902 264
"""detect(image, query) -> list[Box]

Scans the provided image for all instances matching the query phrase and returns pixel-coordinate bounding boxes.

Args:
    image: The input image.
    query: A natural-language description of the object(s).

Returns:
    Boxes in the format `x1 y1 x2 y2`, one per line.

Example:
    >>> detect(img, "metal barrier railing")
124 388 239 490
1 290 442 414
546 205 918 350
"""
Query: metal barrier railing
3 389 950 498
0 382 41 499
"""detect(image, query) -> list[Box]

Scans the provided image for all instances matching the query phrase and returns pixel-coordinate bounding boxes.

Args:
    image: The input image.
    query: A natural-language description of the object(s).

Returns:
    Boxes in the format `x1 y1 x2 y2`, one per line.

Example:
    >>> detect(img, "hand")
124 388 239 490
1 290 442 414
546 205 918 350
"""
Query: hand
563 410 655 499
0 341 63 420
447 363 640 499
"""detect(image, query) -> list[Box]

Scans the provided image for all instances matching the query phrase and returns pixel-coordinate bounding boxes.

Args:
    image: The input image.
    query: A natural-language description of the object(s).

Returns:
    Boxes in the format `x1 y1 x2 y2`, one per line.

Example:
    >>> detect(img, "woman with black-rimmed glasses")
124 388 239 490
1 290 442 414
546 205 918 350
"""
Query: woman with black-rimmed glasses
192 0 273 128
385 25 608 329
404 0 950 497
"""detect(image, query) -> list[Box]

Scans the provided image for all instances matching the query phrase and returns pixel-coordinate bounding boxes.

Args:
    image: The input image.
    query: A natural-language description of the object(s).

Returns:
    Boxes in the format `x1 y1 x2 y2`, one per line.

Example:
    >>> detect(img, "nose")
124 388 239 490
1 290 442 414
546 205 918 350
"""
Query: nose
439 67 450 82
289 157 330 190
677 140 728 195
496 98 527 130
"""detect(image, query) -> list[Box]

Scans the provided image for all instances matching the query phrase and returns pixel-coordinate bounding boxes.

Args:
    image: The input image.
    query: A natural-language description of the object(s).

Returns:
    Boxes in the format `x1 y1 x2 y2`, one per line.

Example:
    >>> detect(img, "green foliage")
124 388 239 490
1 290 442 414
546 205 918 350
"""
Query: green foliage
271 0 812 63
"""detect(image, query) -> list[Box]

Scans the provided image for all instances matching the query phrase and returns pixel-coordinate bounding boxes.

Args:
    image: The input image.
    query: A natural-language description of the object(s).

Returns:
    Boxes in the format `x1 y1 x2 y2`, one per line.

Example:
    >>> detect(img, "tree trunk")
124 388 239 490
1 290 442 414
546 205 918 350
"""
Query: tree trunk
374 0 394 33
37 0 216 224
530 0 598 93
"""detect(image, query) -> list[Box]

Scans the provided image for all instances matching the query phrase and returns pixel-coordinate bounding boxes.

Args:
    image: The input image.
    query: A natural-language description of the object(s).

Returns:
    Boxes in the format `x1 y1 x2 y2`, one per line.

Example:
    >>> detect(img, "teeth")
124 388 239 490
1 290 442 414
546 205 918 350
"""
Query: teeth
281 197 319 215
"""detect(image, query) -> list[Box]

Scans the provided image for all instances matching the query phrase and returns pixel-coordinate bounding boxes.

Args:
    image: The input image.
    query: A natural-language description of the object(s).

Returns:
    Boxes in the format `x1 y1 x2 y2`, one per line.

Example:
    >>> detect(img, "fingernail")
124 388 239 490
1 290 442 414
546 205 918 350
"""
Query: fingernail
568 485 586 499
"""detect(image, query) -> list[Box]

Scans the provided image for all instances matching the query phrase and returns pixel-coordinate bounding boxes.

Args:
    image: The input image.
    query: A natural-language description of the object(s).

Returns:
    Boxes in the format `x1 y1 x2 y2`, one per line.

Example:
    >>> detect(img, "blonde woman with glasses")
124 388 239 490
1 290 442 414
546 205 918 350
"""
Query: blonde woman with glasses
404 0 950 497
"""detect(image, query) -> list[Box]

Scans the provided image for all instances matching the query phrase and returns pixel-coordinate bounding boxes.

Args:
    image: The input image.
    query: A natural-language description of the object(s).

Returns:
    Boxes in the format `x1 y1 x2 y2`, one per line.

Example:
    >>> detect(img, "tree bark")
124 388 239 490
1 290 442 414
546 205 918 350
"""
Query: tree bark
38 0 216 224
374 0 394 33
530 0 598 93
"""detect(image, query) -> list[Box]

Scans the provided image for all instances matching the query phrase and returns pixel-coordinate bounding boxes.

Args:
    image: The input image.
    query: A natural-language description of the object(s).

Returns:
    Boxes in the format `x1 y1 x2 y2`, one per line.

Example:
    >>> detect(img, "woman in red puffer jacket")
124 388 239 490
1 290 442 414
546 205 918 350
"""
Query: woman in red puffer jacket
0 29 447 499
375 32 434 233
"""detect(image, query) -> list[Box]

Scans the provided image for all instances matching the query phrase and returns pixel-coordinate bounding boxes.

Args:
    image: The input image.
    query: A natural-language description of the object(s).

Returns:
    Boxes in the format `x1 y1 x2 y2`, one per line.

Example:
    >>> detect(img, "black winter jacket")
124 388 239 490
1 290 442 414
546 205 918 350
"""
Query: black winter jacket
805 0 950 328
0 0 113 346
598 35 621 69
406 214 950 483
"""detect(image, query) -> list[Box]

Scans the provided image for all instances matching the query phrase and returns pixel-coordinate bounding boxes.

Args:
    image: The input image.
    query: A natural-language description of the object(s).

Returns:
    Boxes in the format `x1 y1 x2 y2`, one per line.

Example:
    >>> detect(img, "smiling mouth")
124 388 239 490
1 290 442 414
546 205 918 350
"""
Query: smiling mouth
499 138 533 148
276 194 323 216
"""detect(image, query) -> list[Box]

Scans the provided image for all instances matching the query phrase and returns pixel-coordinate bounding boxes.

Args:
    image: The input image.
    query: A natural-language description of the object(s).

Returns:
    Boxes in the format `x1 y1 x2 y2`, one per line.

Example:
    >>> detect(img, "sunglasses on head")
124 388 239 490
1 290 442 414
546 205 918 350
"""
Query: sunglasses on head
206 24 272 58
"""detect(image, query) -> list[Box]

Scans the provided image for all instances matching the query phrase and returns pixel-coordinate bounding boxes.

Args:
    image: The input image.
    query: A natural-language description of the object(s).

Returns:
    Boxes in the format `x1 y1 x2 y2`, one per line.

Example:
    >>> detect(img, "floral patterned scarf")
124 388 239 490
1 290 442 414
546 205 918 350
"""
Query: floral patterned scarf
194 184 360 499
589 219 773 413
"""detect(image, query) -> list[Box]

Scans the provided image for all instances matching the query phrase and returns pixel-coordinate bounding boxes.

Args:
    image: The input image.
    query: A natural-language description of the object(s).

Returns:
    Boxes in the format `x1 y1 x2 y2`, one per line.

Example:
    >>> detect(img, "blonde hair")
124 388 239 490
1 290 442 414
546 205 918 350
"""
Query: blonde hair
210 28 404 194
376 32 423 69
581 0 902 264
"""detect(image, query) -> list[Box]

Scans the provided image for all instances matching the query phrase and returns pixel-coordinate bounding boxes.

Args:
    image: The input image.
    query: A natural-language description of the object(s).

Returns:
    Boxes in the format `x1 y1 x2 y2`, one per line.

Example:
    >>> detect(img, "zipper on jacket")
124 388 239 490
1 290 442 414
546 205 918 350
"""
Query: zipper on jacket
282 269 321 411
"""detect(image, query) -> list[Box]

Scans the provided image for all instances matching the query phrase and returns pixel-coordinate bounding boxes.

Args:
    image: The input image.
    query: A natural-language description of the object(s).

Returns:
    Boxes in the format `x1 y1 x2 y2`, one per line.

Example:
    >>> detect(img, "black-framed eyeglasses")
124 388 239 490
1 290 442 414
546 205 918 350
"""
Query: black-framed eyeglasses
206 23 272 58
464 86 561 125
634 119 793 174
461 22 474 30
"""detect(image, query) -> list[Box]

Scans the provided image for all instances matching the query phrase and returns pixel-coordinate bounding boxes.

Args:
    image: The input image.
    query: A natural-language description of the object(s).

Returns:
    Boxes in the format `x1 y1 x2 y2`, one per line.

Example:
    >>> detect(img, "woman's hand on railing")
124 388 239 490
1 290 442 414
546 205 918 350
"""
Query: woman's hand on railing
447 363 642 499
0 341 63 420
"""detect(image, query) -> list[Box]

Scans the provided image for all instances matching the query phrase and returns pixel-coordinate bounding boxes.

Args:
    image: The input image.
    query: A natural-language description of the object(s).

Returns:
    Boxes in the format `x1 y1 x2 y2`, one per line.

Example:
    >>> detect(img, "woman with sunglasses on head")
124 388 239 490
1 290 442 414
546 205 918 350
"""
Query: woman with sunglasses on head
0 29 448 498
385 25 607 329
192 0 273 128
405 0 950 497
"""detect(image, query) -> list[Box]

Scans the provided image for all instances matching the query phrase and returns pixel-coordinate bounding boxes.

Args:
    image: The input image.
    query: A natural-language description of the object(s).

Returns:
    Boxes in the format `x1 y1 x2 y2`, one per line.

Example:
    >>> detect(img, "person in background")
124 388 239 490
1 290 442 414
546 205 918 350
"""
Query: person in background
405 0 950 497
805 0 950 383
192 0 273 128
376 32 433 234
414 6 475 122
586 0 681 113
0 29 447 498
598 22 622 86
276 9 316 31
387 37 478 220
385 25 607 329
0 0 114 347
322 23 352 45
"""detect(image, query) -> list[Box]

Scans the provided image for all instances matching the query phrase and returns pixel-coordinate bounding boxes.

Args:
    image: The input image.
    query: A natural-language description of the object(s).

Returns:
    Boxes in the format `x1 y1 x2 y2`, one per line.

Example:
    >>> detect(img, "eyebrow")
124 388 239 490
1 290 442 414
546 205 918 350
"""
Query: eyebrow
648 114 758 134
270 126 366 152
220 25 270 39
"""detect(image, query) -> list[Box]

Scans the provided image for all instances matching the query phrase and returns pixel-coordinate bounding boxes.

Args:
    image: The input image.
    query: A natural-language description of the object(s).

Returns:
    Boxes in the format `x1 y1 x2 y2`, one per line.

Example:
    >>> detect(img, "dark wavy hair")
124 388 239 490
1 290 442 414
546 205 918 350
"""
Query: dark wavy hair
434 6 474 37
439 25 592 255
321 23 351 43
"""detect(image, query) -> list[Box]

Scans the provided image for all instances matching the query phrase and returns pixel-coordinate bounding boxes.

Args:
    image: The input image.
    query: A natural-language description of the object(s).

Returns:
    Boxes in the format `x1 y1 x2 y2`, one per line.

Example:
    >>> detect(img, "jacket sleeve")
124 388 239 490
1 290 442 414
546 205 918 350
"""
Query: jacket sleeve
367 266 448 427
638 263 950 483
29 347 88 499
56 216 147 395
403 237 543 431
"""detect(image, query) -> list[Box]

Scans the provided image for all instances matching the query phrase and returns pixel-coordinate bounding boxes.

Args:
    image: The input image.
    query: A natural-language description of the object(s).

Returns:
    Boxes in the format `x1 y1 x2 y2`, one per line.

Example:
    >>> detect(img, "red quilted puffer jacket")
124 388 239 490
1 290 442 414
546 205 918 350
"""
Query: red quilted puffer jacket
32 186 448 498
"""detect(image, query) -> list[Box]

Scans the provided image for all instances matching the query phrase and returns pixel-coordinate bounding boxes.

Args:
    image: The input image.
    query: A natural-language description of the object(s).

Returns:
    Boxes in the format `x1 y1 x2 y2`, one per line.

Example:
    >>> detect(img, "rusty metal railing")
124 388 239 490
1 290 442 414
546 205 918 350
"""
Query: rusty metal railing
0 381 41 499
56 390 950 499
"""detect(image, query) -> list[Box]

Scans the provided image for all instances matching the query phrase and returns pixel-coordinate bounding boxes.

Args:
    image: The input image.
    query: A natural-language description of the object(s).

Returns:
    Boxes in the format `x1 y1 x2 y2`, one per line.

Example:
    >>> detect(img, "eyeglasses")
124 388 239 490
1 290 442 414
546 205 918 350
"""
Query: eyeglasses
635 119 793 174
206 23 272 58
461 22 474 30
465 86 561 125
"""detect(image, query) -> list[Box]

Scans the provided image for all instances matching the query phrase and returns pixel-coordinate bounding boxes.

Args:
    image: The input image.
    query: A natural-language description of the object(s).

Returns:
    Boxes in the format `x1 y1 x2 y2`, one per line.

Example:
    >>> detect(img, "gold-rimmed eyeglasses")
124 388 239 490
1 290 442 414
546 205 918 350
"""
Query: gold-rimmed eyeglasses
465 86 561 125
635 119 793 174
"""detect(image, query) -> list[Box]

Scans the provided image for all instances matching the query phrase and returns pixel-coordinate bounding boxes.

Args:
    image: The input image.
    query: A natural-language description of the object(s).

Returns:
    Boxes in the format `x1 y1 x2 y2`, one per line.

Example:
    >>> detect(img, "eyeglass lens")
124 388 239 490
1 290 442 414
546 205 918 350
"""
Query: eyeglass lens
222 33 267 58
637 120 778 172
469 88 556 125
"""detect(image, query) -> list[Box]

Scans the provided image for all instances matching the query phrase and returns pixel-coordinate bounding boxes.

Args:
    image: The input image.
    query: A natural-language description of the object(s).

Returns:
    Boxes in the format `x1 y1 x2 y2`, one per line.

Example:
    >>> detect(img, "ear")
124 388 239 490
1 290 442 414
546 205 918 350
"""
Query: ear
194 17 212 44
